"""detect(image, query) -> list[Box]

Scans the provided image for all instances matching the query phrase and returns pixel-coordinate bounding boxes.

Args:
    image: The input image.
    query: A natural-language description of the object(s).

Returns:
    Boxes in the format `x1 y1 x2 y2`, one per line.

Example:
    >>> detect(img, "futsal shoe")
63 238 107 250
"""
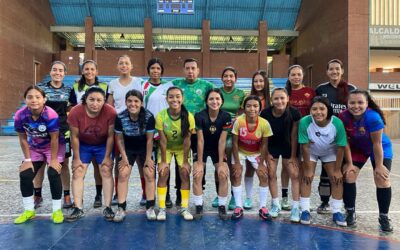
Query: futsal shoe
146 207 157 221
243 198 253 210
281 197 291 211
194 205 203 220
258 207 272 221
270 203 281 218
14 210 35 224
93 195 102 208
63 195 73 209
180 208 194 221
332 212 347 227
66 207 84 222
300 210 311 225
212 197 219 208
165 195 173 209
290 207 300 223
113 207 126 222
218 206 229 220
231 207 244 220
51 209 64 224
103 207 115 221
139 196 147 206
346 210 356 226
157 208 166 221
379 215 393 232
316 202 331 214
34 196 43 209
228 197 236 210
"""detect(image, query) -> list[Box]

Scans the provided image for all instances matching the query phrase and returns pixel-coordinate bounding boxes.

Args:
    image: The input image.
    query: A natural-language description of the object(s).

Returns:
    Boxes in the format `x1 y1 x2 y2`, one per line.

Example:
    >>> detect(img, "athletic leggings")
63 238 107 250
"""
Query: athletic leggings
19 161 62 199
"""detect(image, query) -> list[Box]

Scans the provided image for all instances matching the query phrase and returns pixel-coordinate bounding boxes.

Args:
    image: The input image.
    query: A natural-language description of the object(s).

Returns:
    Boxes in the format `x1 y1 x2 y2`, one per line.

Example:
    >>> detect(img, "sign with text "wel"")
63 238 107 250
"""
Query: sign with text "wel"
370 83 400 91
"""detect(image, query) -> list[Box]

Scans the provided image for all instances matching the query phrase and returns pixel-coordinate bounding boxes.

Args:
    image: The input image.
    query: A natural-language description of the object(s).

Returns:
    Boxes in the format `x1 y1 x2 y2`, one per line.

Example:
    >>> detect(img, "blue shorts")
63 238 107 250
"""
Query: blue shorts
80 142 109 165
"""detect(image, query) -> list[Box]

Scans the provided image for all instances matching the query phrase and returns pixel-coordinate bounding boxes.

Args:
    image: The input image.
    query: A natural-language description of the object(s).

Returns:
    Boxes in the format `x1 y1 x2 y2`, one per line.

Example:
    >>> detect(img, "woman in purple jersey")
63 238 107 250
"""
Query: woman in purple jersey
14 86 64 224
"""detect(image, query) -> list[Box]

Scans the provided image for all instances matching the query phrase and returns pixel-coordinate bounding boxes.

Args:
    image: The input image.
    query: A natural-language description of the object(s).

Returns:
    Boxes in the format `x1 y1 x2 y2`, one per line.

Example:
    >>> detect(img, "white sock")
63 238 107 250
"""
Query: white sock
244 177 253 199
259 186 269 209
192 195 203 206
292 200 300 209
218 196 227 206
330 198 343 213
52 199 62 211
272 198 280 206
23 196 34 211
232 186 243 208
300 197 310 212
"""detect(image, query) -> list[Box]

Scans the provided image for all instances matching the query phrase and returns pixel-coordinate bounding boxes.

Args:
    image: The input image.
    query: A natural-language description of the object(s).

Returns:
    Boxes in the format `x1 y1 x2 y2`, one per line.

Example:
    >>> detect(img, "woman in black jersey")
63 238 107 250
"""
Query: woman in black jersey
193 89 232 220
260 88 301 222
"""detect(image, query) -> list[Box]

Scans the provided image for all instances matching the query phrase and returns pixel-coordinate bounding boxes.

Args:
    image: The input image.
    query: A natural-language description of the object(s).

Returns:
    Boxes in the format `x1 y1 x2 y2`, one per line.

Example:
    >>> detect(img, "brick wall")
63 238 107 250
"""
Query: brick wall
0 0 59 121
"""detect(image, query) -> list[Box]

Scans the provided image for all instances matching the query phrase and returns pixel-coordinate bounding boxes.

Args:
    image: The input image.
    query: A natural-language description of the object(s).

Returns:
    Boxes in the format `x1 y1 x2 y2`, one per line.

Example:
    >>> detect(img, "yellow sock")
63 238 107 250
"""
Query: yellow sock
181 189 190 208
157 187 167 209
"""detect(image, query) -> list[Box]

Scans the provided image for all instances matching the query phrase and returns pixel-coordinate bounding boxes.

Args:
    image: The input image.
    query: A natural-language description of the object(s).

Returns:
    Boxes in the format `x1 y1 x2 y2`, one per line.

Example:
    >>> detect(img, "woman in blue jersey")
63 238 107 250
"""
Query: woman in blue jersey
339 90 393 232
298 96 347 227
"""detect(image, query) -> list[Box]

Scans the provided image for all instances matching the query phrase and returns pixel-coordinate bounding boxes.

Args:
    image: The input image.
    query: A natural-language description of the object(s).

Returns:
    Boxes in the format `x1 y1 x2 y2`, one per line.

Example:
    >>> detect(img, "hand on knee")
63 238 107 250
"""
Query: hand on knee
217 167 229 181
100 165 112 178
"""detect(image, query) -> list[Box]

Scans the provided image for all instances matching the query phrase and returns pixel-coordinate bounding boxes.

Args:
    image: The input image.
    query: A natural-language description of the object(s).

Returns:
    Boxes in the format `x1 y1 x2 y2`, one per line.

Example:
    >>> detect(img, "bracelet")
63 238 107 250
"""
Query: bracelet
24 158 32 162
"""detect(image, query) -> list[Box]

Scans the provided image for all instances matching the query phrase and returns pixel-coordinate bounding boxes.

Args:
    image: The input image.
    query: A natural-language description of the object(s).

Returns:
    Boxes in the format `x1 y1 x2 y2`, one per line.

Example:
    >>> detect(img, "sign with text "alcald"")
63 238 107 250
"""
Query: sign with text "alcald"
370 83 400 91
370 25 400 47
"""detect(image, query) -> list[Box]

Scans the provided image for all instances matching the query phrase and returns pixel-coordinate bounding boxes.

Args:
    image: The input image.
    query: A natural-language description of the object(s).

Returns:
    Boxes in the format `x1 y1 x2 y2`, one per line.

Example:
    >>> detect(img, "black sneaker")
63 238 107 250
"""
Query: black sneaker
346 210 356 226
194 205 203 220
66 207 84 222
379 215 393 232
103 207 115 221
218 206 229 220
316 202 331 214
231 207 244 220
93 195 102 208
166 197 173 209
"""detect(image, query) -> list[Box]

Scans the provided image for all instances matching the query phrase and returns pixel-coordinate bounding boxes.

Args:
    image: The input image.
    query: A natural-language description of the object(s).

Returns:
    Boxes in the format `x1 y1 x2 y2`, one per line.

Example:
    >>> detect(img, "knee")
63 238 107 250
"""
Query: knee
180 168 190 181
158 168 169 179
100 165 112 178
290 169 299 181
47 167 60 179
144 168 155 182
374 175 390 187
268 171 277 181
118 168 131 182
217 167 229 182
19 168 35 182
345 172 357 183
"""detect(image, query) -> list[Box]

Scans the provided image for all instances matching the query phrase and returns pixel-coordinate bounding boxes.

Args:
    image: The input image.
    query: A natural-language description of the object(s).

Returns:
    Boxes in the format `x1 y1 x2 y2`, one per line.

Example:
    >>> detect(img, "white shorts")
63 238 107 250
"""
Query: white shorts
308 153 336 163
232 153 262 169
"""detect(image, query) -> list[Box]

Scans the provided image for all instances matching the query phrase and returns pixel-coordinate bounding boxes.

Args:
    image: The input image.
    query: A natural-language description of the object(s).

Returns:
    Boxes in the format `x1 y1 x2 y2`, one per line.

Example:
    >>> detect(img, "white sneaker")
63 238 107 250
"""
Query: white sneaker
146 207 156 221
113 207 126 222
157 208 166 221
180 208 193 221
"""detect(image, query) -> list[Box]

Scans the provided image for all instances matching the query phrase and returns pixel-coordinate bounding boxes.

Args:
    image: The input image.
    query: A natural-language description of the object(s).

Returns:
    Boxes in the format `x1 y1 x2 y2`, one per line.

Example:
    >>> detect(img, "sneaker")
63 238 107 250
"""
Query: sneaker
165 196 173 209
333 212 347 227
281 197 291 211
66 207 84 222
231 207 244 220
139 197 147 206
51 209 64 224
175 197 182 207
111 195 118 206
346 210 356 226
243 198 252 210
270 203 281 218
316 202 331 214
194 205 203 220
379 215 393 232
300 210 311 225
63 195 73 209
218 206 229 220
228 197 236 210
14 210 35 224
103 207 115 221
93 195 102 208
157 208 166 221
146 207 157 221
211 197 219 208
180 208 193 221
290 207 301 223
34 196 43 209
258 207 272 221
113 207 126 222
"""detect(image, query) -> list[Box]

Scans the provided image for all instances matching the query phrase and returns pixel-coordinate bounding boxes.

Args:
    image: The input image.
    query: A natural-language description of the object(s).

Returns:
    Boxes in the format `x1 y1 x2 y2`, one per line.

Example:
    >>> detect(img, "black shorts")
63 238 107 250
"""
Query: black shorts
193 151 224 164
268 145 299 159
120 150 146 166
354 158 392 171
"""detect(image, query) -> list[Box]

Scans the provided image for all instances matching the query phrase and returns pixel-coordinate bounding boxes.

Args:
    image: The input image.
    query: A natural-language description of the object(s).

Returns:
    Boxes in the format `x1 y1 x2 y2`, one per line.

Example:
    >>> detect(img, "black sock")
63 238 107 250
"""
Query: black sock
377 187 391 215
34 187 42 197
282 188 288 198
146 200 155 209
96 185 102 197
64 190 70 196
118 201 127 211
343 182 356 211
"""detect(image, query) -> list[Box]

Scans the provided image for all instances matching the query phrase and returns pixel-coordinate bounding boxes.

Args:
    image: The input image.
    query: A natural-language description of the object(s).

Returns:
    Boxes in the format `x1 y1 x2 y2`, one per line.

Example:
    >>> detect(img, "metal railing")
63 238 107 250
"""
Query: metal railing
372 95 400 110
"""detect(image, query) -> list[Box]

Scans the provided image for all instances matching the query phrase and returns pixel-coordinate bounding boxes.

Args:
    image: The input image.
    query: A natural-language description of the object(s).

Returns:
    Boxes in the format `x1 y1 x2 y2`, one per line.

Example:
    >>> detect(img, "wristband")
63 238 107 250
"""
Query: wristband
24 158 32 162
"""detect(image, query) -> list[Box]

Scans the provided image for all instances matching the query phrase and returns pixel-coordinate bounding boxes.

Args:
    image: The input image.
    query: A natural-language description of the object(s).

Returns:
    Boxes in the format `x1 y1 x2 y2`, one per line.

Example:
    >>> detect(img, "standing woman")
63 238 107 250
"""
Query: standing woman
314 59 356 213
106 55 143 206
193 89 232 220
34 61 73 209
231 95 273 220
66 87 117 222
114 90 155 222
243 70 271 209
141 58 174 207
217 67 246 209
260 88 301 222
155 86 195 221
14 86 64 224
279 65 315 211
69 59 108 208
339 90 393 232
298 96 347 226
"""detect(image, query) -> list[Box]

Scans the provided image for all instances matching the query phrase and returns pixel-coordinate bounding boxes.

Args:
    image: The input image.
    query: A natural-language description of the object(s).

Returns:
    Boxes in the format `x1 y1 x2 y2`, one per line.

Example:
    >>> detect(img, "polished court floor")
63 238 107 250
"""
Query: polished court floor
0 136 399 249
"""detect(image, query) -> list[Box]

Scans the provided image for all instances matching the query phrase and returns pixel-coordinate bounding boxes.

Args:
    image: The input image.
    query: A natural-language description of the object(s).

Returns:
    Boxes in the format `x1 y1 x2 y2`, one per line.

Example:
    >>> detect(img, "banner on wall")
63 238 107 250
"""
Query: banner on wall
370 25 400 47
369 83 400 91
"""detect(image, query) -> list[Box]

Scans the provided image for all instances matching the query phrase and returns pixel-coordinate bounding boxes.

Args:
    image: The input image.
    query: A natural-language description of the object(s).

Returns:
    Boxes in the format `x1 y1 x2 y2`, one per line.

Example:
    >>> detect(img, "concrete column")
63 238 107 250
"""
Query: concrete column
347 1 368 89
144 18 153 72
258 21 268 72
201 20 210 77
84 17 95 60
